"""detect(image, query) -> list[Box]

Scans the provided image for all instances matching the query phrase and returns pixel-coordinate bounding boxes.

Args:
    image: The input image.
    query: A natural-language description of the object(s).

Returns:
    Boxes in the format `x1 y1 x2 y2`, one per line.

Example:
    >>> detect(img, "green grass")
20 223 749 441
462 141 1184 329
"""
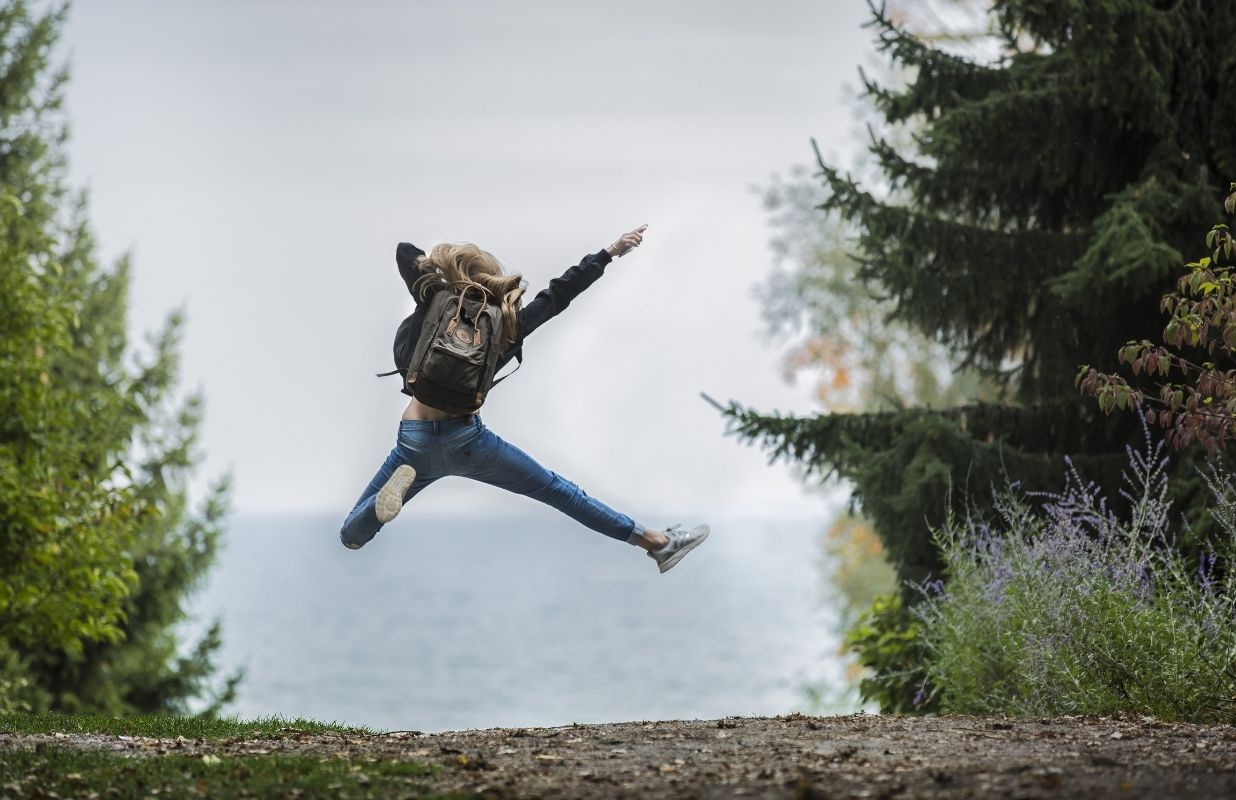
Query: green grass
0 748 467 800
0 713 474 798
0 711 375 740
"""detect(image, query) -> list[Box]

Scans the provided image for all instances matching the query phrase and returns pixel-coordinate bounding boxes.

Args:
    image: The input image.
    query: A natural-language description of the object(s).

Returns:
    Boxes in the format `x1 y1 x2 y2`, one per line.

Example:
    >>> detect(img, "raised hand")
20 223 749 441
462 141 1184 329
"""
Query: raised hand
606 224 648 258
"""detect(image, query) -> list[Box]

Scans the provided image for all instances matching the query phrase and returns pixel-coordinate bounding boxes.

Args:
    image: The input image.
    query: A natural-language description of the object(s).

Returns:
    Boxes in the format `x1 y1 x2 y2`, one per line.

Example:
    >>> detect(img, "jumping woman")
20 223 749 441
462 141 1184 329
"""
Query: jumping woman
339 224 710 573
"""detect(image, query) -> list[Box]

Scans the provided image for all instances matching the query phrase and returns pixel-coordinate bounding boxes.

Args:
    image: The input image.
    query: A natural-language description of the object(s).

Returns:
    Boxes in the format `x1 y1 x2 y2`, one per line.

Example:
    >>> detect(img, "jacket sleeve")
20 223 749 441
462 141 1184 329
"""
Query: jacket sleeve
396 242 433 303
515 248 613 344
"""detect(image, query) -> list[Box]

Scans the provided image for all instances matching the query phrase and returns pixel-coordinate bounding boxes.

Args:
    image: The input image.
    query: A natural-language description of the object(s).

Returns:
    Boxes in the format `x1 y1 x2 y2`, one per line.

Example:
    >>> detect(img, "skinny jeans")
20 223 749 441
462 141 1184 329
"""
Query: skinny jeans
340 414 642 549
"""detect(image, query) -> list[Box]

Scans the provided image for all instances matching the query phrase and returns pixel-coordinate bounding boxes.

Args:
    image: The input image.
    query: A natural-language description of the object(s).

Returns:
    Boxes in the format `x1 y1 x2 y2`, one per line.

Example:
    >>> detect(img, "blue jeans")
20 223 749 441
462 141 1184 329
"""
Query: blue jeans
340 415 643 549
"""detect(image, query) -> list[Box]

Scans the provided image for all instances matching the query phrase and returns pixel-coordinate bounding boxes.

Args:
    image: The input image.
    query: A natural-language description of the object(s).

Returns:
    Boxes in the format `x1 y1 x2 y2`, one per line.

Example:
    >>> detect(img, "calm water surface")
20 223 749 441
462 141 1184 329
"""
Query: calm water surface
184 511 847 732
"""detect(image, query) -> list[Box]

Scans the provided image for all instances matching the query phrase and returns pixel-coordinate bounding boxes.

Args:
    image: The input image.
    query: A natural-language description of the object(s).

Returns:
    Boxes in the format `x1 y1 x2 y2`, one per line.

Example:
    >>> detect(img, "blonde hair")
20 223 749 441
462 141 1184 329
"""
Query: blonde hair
413 243 525 351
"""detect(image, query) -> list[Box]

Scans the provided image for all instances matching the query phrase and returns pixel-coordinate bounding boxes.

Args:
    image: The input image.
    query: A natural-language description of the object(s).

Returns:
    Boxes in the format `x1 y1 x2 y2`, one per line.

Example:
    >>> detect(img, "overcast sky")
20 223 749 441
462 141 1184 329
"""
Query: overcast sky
56 0 873 523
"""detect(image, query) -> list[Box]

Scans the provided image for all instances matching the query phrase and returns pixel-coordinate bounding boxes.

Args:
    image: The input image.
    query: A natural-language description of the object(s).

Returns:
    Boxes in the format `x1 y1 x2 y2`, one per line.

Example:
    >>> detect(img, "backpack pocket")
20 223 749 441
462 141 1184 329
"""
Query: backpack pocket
412 337 490 412
427 336 486 379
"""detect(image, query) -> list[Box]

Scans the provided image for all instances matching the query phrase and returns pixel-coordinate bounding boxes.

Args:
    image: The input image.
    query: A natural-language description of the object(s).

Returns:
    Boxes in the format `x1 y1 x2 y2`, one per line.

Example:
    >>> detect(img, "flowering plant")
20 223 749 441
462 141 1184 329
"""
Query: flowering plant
916 427 1236 720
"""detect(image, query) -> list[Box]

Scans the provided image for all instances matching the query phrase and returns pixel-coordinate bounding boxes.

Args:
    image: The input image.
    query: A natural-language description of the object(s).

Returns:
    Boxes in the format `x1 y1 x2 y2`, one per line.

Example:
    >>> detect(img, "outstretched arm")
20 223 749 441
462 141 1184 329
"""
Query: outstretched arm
516 224 648 343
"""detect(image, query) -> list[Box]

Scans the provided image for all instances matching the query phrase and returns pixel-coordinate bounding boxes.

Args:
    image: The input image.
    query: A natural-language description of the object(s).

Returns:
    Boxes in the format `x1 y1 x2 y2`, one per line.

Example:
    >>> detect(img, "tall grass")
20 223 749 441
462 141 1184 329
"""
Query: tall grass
917 431 1236 721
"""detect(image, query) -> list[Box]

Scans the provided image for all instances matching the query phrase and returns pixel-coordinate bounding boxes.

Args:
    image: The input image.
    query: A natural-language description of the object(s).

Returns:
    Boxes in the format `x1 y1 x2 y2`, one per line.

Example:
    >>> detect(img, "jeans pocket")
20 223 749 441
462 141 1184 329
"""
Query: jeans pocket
397 428 436 453
466 430 504 473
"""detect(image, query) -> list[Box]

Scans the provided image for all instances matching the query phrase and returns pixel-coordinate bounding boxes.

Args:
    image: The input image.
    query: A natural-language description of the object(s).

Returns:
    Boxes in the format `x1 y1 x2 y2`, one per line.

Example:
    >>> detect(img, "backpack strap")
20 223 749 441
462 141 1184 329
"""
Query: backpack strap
376 368 406 378
444 284 492 344
491 352 522 387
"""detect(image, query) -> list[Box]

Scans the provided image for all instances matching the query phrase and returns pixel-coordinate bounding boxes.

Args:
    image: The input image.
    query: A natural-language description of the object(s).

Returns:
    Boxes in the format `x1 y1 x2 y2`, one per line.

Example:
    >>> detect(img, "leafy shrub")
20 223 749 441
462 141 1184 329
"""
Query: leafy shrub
0 644 31 715
844 593 936 714
1078 183 1236 450
917 429 1236 721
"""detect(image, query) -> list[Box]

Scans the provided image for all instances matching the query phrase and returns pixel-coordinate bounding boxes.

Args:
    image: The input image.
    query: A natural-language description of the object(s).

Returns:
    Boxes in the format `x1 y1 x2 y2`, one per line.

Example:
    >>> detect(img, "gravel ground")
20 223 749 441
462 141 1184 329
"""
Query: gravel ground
4 713 1236 798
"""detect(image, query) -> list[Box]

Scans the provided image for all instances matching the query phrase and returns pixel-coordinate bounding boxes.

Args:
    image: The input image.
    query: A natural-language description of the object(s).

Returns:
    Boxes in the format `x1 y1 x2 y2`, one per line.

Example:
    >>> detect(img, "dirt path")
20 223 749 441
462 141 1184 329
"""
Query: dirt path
5 713 1236 798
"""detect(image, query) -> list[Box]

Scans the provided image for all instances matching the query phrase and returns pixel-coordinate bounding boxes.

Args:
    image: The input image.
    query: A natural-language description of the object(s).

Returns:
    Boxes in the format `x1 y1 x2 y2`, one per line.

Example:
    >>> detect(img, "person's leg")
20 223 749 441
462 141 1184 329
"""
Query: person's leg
339 444 437 550
448 423 655 546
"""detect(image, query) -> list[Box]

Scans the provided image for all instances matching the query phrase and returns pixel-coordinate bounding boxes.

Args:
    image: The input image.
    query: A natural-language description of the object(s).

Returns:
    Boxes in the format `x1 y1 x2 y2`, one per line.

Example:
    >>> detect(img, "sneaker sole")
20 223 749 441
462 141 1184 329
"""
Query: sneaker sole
375 465 417 524
659 525 710 573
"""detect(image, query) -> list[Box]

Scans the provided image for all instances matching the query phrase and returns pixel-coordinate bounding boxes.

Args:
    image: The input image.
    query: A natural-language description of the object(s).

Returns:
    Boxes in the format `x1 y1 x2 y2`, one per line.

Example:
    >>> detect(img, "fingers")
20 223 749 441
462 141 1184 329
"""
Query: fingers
612 224 648 257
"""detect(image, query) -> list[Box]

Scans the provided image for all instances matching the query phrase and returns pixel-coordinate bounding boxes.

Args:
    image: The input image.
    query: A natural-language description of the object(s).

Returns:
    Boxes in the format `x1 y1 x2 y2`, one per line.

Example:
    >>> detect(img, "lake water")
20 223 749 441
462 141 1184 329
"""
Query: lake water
183 511 849 732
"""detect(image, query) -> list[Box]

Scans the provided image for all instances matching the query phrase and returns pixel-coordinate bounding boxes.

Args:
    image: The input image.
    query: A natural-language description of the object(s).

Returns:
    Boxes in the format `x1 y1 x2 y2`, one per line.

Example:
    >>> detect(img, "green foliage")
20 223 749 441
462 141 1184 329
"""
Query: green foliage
0 645 30 714
725 0 1236 591
715 395 1138 587
0 1 234 714
843 593 935 714
821 516 899 627
918 442 1236 721
1079 184 1236 450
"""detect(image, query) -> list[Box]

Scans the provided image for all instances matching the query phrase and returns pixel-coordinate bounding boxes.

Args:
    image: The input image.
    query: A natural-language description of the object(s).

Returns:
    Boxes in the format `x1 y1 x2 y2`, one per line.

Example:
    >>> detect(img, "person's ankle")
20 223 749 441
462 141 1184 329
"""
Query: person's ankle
642 530 669 552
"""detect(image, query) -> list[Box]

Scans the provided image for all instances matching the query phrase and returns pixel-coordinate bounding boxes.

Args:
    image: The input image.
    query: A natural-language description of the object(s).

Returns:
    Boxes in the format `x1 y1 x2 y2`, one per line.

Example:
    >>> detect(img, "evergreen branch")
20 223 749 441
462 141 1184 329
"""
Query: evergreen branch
709 396 1135 588
866 129 932 193
844 201 1084 374
864 0 998 75
859 0 1006 125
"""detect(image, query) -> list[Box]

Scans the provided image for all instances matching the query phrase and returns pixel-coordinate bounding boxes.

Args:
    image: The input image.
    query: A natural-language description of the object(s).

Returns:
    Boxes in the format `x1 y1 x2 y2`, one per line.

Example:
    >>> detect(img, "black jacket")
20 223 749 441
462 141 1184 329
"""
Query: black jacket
390 242 613 396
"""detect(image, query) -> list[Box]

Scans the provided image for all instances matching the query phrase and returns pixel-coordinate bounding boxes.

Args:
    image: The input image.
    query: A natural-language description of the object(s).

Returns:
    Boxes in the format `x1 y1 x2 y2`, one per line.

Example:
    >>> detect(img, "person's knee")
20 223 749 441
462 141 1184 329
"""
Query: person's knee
526 472 571 498
339 528 366 550
527 473 590 510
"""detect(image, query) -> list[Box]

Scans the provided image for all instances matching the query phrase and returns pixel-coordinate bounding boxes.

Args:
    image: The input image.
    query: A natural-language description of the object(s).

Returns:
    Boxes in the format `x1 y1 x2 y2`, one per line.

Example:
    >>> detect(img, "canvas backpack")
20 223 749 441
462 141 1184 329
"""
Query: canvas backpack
397 284 513 414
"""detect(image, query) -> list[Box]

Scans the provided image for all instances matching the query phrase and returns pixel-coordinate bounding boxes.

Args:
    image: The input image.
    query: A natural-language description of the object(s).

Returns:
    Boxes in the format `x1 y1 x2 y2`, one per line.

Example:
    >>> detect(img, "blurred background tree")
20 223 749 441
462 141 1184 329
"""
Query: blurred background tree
756 0 997 707
742 0 1236 709
0 1 236 715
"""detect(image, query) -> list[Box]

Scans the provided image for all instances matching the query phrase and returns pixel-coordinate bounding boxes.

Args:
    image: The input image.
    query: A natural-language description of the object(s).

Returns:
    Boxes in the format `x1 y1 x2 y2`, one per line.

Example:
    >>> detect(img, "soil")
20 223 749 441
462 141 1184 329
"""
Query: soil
5 713 1236 798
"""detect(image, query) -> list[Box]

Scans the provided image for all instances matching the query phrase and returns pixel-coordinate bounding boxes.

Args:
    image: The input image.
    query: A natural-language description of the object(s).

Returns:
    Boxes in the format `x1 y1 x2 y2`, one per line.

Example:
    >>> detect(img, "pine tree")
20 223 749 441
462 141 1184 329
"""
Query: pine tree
722 0 1236 589
0 1 236 714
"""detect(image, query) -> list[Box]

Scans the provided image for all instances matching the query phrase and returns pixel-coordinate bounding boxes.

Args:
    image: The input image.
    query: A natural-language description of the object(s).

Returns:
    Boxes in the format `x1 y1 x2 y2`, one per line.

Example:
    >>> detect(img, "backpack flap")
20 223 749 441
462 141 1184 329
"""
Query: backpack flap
406 286 506 414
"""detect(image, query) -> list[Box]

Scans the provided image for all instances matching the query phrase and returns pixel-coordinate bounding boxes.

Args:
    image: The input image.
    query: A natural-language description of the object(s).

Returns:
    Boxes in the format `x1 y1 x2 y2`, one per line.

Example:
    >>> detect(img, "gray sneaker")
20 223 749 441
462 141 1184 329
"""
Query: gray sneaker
375 465 417 524
648 523 710 573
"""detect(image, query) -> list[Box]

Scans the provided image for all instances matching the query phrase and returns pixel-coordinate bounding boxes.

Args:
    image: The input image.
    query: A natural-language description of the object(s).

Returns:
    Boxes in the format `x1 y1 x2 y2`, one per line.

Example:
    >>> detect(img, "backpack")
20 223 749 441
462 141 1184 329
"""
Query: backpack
400 285 512 414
